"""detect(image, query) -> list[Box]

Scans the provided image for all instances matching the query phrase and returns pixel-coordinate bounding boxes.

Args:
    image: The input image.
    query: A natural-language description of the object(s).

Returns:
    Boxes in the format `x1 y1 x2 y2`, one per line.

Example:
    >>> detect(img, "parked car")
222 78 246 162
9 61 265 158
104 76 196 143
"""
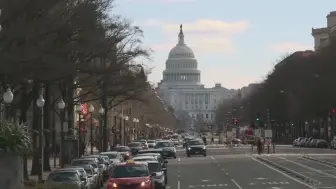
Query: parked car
316 139 329 148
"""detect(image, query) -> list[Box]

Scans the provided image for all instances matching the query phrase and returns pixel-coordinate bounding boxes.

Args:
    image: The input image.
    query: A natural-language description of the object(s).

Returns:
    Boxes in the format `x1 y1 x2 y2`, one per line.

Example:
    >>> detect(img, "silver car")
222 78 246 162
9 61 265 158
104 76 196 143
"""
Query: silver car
46 169 83 189
80 165 99 189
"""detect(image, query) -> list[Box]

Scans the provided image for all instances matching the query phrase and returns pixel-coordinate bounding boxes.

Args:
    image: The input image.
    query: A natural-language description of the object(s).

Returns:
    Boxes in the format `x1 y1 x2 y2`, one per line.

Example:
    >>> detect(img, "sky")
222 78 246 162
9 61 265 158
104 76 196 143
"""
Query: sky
113 0 336 89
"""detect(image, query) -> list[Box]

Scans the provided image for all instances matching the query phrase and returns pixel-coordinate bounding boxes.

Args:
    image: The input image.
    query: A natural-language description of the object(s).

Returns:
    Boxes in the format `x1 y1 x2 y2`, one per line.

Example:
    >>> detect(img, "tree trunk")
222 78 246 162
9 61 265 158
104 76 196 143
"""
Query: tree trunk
66 78 74 134
30 84 40 175
43 83 51 171
19 83 30 180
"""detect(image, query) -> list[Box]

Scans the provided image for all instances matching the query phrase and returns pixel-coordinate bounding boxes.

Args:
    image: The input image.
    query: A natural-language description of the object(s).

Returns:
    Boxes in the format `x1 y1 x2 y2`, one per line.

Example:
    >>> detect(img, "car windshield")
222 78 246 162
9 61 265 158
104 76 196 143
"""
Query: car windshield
129 143 141 147
103 153 118 159
84 168 93 176
115 147 129 152
71 160 94 166
147 140 155 143
155 142 174 148
189 140 204 145
48 171 80 182
148 162 160 172
111 165 149 178
134 157 156 161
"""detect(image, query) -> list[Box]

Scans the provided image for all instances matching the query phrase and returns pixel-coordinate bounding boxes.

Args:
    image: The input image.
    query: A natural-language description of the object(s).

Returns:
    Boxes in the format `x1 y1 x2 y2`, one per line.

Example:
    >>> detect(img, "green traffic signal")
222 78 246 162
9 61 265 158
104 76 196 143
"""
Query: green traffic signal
256 118 259 121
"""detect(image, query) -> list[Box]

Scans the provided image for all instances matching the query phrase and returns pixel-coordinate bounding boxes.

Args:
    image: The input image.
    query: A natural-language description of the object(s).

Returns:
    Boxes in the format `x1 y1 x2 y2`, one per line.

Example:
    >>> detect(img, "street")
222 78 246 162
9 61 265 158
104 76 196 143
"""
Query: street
165 146 336 189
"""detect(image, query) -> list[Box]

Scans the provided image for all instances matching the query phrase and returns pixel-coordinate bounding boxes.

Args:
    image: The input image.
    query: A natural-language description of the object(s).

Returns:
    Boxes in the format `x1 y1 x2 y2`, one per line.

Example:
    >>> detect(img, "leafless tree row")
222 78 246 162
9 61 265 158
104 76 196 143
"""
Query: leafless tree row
216 36 336 131
0 0 152 180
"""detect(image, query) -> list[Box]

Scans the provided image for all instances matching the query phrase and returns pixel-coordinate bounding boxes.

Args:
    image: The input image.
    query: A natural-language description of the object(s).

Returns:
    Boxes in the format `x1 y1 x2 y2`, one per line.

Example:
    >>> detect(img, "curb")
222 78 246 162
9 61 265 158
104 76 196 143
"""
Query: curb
256 156 320 186
302 156 336 168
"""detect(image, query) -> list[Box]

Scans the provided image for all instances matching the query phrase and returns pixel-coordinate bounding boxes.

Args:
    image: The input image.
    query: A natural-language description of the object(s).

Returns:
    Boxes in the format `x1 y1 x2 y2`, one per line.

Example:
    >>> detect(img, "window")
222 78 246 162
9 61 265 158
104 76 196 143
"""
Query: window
148 162 161 173
206 114 209 119
188 140 204 145
111 165 149 178
155 142 174 148
48 171 80 182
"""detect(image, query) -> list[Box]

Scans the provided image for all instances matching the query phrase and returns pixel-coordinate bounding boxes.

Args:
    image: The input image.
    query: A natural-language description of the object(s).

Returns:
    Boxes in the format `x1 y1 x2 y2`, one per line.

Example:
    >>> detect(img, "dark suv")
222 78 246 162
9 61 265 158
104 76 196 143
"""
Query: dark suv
186 139 206 157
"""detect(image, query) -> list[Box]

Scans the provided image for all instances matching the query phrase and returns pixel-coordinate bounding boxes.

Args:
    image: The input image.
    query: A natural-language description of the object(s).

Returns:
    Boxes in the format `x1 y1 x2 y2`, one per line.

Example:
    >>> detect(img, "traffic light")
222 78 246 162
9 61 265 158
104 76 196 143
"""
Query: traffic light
333 108 336 113
256 112 260 121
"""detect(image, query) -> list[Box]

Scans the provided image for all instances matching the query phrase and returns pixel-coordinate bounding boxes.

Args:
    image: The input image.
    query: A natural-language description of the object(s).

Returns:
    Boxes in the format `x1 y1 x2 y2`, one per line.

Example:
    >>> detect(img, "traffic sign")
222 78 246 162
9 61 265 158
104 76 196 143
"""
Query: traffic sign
255 129 261 137
265 129 272 138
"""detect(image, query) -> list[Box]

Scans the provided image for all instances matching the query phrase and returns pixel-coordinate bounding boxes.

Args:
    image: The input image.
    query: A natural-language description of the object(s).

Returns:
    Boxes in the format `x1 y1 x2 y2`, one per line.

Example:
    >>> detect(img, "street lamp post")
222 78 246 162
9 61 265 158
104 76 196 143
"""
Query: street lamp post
36 94 45 181
88 105 95 154
119 113 123 145
124 116 129 145
57 99 65 168
133 118 139 140
2 87 14 120
98 107 105 152
75 103 83 158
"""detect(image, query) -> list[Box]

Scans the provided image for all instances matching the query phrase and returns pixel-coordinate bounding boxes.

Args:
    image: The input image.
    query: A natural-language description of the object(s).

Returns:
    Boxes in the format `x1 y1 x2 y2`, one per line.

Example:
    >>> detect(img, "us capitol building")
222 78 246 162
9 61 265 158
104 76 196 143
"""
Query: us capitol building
157 25 238 127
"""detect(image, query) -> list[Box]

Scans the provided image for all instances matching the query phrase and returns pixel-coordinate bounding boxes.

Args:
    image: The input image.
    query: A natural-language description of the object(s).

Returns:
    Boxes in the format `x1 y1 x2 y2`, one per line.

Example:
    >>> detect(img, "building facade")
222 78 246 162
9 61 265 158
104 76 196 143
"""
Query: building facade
312 11 336 50
157 25 237 126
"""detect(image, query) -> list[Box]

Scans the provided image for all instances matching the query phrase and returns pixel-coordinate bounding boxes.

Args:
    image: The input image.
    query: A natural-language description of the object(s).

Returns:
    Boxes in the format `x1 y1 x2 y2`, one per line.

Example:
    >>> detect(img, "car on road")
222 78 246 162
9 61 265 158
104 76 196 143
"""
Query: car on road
136 153 167 168
84 155 108 180
154 140 177 159
71 158 103 187
186 139 206 157
138 139 149 149
62 167 90 189
78 165 100 189
147 140 156 148
107 160 156 189
128 142 145 155
112 146 132 160
100 151 123 164
133 155 158 162
46 169 84 189
147 160 167 188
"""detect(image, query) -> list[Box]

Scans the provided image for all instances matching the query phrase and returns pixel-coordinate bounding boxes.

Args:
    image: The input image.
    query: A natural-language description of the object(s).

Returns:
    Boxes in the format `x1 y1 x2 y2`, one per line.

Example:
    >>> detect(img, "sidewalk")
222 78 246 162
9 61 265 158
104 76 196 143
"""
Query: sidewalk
27 157 59 181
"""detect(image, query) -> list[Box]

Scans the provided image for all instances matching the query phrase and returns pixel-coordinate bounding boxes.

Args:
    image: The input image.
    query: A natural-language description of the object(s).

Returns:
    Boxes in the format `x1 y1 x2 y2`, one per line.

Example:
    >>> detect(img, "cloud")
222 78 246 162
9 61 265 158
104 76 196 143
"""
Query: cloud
145 19 250 54
270 42 313 53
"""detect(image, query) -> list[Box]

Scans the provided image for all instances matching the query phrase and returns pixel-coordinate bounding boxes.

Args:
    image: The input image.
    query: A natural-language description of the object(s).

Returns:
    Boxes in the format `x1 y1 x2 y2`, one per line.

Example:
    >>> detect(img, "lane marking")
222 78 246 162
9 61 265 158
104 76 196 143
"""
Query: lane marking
247 155 314 188
221 168 225 171
226 173 229 175
210 156 215 160
201 180 209 182
279 157 336 179
177 180 180 189
231 178 243 189
178 158 180 162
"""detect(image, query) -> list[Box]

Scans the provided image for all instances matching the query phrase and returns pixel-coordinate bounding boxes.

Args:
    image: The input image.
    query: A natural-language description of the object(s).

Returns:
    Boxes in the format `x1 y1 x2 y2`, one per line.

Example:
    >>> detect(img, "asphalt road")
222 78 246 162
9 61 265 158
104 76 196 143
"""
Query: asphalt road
166 147 336 189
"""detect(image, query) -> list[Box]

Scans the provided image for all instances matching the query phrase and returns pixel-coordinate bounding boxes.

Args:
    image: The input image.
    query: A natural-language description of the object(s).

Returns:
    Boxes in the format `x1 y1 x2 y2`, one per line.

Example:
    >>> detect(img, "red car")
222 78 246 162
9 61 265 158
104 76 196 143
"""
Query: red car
107 160 156 189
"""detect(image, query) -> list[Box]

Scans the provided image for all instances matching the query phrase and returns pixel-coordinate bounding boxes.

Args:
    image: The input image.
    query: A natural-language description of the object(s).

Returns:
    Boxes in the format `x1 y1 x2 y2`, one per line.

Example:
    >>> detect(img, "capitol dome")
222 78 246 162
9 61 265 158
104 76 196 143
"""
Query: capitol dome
168 25 195 59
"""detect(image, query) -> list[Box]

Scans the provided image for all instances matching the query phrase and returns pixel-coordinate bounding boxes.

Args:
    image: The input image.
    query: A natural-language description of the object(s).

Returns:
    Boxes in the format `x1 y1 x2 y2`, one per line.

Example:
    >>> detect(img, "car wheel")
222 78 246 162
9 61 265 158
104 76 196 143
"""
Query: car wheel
174 156 177 159
187 154 190 157
204 153 206 156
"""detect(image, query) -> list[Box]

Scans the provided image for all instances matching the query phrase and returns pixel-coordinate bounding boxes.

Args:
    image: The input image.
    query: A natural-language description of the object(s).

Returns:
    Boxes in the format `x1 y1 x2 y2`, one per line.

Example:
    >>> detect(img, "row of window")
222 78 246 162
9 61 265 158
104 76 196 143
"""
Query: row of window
166 63 196 69
191 113 214 119
184 105 216 110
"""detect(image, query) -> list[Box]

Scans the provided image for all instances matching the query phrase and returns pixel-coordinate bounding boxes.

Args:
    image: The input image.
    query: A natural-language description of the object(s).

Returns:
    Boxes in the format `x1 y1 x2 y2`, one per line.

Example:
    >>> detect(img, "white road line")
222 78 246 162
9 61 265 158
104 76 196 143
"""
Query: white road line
178 158 180 162
280 157 336 179
247 155 314 188
210 156 215 160
231 178 243 189
177 180 180 189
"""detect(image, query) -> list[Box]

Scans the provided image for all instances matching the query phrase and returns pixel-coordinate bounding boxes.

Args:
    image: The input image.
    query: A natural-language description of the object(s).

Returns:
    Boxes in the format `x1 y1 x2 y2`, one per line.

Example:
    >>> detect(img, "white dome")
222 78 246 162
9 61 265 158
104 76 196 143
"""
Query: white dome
168 44 195 59
167 24 195 59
